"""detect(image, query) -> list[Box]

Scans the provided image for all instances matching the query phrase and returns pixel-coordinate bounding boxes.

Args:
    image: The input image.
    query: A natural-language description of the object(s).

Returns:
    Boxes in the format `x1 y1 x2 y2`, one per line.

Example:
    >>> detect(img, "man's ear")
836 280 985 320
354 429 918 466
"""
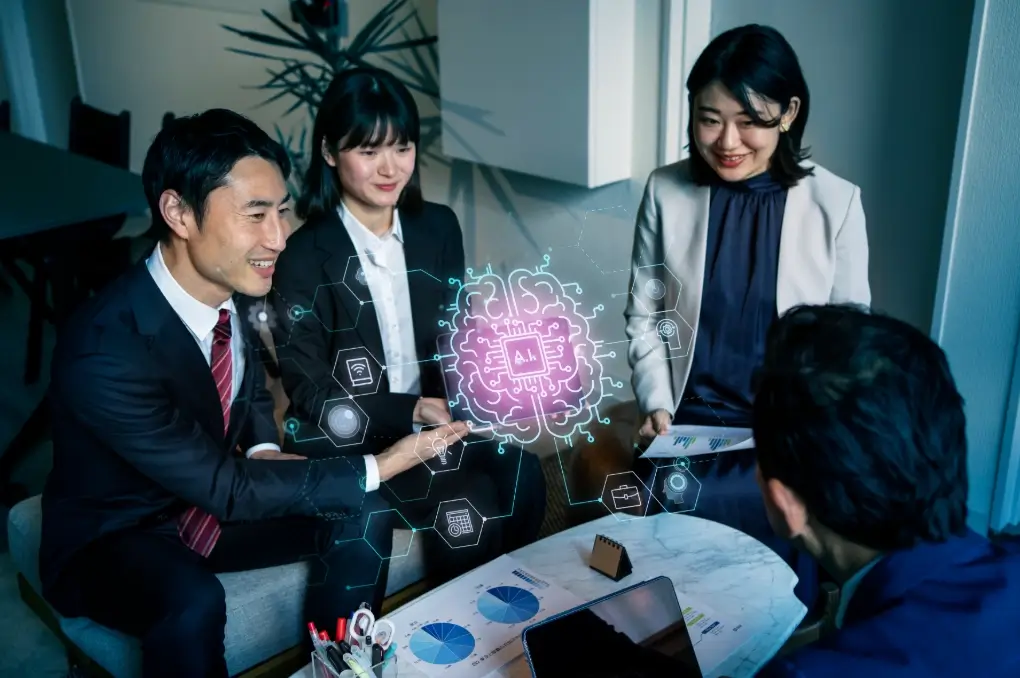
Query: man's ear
158 189 194 241
762 474 809 539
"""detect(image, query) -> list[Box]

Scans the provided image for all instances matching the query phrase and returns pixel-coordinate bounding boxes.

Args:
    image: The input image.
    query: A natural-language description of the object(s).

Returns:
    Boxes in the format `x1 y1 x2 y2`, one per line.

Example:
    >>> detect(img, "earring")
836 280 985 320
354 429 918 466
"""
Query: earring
780 122 790 133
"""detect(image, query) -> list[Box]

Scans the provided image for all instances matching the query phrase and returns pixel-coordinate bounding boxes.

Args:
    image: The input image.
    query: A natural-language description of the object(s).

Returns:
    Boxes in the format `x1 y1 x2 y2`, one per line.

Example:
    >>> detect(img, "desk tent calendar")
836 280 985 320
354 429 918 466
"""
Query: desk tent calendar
385 555 582 678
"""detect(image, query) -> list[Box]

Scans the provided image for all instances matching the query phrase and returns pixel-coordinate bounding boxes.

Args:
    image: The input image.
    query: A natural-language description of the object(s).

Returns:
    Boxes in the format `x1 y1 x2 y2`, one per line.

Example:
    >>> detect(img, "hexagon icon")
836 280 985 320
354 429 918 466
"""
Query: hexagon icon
434 498 485 549
639 308 695 361
413 423 467 474
364 509 416 560
629 263 684 315
648 466 701 515
332 346 384 397
317 398 369 448
600 471 665 522
307 280 364 333
577 205 633 274
341 254 373 304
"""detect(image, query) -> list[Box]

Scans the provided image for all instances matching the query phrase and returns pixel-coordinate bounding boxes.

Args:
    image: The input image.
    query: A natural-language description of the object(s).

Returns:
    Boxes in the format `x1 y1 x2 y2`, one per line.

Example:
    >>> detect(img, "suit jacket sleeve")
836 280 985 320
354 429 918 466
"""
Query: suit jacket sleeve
54 342 368 520
269 236 417 439
625 170 676 415
829 185 871 307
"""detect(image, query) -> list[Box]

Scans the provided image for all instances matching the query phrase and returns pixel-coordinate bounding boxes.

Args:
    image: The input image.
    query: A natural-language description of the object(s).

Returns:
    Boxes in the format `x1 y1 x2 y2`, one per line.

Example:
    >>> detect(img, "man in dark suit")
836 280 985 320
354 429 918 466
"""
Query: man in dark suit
752 304 1020 677
39 109 469 678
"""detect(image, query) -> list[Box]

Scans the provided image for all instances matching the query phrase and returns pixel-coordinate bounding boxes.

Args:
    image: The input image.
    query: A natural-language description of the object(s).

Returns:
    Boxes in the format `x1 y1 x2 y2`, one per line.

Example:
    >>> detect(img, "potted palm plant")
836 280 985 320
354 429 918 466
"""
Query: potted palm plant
223 0 538 252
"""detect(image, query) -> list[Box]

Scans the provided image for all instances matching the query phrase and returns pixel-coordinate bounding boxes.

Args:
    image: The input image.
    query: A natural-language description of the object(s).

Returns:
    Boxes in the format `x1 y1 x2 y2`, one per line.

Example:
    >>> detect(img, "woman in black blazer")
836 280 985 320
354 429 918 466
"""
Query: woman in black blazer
269 67 546 582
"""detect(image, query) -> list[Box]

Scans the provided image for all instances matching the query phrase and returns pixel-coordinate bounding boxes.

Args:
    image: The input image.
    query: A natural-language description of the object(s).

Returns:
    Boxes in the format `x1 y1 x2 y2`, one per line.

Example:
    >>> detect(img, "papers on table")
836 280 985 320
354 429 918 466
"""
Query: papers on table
640 425 755 459
683 598 755 671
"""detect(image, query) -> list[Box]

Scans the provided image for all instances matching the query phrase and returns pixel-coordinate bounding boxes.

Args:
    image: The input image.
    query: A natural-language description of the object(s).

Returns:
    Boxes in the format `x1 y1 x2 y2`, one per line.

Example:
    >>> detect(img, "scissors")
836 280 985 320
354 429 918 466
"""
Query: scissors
349 608 396 651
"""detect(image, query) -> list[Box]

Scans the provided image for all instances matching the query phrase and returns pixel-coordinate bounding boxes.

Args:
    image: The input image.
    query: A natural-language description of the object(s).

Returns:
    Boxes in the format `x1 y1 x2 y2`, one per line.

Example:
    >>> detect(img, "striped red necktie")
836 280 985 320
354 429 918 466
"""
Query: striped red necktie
177 308 232 557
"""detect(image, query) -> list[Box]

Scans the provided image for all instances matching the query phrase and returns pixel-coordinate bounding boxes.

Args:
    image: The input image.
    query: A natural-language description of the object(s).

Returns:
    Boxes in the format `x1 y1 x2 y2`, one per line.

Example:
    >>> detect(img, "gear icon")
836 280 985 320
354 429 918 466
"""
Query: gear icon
248 302 278 330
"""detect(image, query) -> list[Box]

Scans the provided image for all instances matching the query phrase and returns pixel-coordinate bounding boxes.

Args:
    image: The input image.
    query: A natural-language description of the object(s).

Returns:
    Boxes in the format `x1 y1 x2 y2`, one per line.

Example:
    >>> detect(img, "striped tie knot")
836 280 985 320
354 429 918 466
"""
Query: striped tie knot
214 309 232 343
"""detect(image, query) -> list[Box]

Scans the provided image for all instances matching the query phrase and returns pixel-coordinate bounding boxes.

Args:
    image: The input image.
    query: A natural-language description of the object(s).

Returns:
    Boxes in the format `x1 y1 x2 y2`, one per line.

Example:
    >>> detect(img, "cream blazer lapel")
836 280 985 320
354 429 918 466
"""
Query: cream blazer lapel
626 159 871 415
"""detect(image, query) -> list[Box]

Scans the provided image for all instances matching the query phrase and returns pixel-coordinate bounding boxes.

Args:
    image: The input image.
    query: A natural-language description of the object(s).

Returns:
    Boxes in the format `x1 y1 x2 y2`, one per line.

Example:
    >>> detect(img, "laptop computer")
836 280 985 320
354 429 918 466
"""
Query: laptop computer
521 576 703 678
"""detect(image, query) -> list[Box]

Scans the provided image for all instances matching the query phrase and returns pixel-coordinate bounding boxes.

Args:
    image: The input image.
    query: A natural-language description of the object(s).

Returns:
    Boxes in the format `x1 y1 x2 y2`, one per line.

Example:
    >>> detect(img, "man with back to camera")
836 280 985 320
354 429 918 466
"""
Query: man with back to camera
752 304 1020 676
38 109 469 678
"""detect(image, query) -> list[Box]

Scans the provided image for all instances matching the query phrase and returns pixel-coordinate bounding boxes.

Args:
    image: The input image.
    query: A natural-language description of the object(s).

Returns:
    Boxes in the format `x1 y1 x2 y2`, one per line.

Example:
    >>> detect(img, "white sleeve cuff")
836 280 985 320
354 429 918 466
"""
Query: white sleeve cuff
245 443 281 459
362 454 380 492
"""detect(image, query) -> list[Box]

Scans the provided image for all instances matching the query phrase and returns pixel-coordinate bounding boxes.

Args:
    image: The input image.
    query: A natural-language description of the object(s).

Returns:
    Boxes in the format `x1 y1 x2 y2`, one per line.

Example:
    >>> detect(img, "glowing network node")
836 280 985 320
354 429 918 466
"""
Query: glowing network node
247 302 277 330
287 304 306 322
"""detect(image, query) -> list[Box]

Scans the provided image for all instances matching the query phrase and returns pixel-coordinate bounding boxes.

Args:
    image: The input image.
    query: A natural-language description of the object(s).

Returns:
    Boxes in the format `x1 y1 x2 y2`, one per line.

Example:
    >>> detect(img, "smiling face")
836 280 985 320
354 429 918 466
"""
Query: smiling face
692 80 800 182
160 155 290 304
324 127 416 215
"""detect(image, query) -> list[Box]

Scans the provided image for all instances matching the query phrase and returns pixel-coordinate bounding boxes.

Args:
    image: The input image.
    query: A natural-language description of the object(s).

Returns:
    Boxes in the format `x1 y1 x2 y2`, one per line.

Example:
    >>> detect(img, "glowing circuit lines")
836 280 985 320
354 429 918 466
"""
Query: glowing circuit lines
440 255 622 449
629 263 694 361
575 204 634 275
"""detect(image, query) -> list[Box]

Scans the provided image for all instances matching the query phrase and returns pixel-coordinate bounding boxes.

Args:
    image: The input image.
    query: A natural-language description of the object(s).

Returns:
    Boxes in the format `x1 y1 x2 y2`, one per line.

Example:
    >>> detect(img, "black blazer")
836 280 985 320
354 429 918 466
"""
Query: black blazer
269 202 465 446
39 260 367 606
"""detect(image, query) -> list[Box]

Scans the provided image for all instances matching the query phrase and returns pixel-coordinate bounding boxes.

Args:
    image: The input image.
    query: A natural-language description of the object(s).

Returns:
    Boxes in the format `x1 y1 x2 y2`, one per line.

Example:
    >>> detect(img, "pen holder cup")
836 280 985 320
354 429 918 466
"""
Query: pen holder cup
311 649 429 678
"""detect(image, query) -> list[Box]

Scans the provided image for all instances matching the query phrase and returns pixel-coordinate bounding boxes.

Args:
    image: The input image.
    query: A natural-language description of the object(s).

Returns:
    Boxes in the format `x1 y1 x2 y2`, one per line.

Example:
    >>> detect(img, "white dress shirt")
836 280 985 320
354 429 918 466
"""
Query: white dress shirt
339 202 422 396
147 245 381 489
147 245 281 460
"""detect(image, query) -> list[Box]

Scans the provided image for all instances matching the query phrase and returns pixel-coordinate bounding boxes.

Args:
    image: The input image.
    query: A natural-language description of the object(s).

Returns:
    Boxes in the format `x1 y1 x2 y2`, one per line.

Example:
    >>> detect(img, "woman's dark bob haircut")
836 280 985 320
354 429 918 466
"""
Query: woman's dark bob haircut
297 66 423 221
686 24 813 187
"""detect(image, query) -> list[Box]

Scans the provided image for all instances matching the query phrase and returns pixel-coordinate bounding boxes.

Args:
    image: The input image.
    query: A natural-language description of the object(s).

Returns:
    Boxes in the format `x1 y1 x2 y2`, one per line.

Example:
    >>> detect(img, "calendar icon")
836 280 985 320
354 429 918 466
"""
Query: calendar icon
445 509 474 538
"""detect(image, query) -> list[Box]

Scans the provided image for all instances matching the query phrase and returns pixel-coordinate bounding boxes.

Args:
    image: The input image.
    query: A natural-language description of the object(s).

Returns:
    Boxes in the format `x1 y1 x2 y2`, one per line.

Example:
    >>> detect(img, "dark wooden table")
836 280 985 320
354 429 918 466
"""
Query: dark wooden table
0 131 147 240
0 131 148 506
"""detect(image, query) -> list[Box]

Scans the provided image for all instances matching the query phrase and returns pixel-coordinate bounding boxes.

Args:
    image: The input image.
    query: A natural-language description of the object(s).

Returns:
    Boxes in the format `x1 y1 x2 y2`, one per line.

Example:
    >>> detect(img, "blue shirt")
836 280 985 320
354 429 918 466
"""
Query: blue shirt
673 171 787 427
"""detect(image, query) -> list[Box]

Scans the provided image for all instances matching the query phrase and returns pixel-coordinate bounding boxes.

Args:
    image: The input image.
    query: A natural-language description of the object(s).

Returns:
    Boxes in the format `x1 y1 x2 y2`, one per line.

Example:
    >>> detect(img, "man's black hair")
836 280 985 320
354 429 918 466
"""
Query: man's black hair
753 304 969 551
142 108 291 242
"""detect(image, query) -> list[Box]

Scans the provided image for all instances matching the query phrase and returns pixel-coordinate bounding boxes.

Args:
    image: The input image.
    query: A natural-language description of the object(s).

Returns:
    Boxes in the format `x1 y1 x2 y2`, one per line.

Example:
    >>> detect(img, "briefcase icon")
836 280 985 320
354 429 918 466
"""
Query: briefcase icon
610 485 641 510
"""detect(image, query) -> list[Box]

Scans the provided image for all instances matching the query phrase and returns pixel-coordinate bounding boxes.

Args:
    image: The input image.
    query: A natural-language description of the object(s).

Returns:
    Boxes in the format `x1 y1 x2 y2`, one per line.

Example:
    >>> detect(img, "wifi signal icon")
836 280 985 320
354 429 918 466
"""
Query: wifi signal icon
346 357 373 387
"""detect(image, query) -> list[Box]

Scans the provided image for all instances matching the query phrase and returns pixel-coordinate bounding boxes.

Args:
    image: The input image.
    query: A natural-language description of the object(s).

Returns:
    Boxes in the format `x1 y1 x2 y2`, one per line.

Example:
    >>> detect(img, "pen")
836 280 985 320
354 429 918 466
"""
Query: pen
342 652 372 678
308 622 325 657
325 644 348 674
337 617 347 645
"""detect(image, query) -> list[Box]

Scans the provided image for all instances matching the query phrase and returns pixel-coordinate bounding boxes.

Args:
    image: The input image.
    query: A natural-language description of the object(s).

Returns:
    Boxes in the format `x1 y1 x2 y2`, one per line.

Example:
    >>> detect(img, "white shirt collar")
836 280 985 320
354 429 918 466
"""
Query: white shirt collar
146 243 235 340
338 201 404 250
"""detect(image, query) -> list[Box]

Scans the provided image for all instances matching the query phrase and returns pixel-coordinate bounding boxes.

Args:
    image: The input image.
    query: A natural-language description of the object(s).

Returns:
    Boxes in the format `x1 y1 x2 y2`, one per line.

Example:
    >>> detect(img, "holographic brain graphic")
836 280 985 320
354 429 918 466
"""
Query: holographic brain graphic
441 256 615 446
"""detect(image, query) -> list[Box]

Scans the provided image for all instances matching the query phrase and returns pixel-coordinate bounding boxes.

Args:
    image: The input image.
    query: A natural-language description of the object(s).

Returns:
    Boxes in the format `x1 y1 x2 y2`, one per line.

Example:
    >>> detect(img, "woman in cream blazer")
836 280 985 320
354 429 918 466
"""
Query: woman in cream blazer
625 24 870 606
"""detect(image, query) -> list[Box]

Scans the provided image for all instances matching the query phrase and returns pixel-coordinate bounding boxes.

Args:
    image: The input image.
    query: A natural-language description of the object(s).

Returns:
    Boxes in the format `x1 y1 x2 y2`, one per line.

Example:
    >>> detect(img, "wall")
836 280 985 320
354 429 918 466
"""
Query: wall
70 0 660 457
0 48 8 103
932 0 1020 534
23 0 79 147
711 0 974 333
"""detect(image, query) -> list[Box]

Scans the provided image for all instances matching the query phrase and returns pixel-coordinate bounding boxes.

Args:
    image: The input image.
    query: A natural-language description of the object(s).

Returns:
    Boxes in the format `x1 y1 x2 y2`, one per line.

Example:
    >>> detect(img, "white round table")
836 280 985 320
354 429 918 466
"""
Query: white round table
293 511 807 677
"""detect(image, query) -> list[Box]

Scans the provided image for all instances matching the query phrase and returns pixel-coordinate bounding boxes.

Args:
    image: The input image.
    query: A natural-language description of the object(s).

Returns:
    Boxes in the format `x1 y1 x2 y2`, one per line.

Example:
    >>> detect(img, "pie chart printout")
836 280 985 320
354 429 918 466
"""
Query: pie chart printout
477 586 541 624
409 622 476 665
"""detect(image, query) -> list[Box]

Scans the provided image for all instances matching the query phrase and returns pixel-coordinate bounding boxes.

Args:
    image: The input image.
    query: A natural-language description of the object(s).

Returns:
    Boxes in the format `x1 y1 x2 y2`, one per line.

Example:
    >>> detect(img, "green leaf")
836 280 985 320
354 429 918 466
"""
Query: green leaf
365 36 438 54
225 47 294 63
222 24 306 51
348 0 406 56
409 9 440 71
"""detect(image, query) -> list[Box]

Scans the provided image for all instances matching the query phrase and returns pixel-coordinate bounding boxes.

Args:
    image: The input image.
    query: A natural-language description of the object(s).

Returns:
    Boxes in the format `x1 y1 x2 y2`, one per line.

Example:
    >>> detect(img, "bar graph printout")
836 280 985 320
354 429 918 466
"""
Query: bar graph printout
641 425 755 459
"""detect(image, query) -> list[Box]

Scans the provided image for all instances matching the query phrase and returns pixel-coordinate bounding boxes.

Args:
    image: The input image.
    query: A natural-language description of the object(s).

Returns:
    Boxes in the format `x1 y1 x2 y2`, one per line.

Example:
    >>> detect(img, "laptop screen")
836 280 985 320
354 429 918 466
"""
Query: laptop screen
522 576 703 678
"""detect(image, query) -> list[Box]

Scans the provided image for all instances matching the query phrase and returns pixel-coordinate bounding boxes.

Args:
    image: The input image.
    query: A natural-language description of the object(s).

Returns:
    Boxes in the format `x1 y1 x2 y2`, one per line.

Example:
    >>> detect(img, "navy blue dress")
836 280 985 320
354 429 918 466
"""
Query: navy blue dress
660 171 819 608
